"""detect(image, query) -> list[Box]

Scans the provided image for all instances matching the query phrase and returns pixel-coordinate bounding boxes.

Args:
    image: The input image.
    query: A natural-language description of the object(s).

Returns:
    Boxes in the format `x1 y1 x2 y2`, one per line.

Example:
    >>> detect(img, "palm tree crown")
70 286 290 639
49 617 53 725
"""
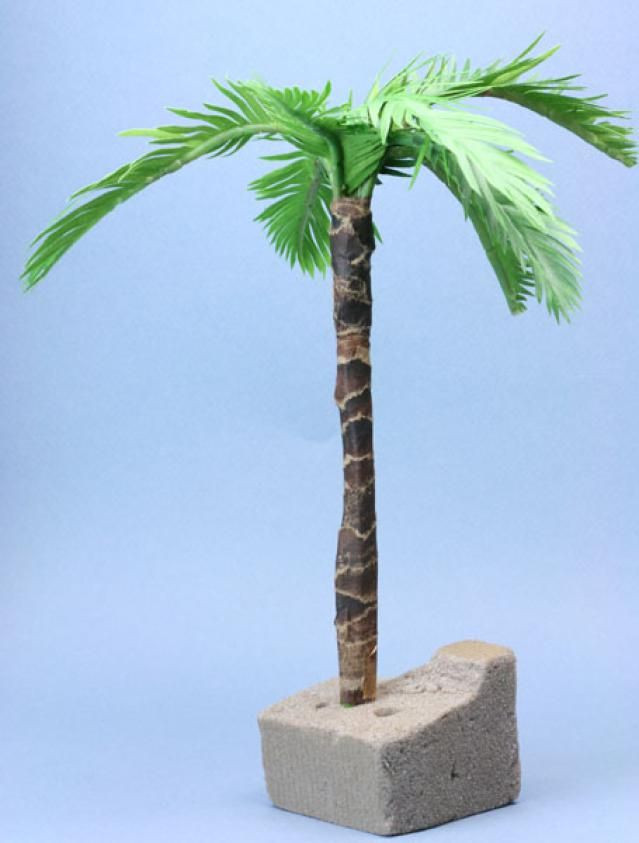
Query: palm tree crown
23 35 635 320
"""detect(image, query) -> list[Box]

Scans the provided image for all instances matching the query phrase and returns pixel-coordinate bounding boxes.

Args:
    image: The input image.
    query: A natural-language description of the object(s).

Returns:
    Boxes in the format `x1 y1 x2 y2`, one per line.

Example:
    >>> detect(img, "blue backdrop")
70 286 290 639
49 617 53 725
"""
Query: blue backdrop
2 1 637 840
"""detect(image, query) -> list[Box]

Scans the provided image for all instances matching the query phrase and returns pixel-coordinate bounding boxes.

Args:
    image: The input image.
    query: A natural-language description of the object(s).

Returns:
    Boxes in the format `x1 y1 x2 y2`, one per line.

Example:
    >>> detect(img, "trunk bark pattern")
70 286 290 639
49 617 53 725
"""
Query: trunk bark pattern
330 197 378 706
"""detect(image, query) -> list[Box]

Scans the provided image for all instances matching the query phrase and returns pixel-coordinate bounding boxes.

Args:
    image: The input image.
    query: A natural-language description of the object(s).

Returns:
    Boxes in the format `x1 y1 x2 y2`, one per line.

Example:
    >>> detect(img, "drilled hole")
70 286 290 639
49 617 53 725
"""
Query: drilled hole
373 707 398 718
315 701 328 709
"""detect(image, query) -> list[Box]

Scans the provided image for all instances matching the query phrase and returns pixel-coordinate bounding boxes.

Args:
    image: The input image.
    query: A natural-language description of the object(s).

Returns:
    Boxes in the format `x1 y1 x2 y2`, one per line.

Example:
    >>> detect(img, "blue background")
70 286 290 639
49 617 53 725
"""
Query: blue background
2 1 637 840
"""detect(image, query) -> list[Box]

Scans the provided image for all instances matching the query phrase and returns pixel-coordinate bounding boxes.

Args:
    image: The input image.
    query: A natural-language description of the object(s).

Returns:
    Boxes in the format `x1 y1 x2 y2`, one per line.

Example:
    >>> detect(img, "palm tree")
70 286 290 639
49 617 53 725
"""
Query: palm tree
22 36 635 706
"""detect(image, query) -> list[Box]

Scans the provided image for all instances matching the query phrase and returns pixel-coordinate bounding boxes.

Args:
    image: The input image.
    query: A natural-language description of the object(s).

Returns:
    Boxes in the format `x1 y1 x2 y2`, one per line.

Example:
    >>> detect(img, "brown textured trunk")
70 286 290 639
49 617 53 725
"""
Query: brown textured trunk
330 196 378 705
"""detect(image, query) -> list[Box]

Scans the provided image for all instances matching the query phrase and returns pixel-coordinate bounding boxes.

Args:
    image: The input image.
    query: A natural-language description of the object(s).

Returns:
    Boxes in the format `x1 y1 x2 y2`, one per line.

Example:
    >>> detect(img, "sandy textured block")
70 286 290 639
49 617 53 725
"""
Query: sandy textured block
258 640 520 836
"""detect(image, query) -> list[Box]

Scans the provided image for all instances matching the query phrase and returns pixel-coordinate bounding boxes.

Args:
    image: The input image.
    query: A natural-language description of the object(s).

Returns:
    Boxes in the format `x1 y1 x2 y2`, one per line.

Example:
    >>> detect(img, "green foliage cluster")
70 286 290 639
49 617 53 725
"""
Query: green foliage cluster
23 36 635 320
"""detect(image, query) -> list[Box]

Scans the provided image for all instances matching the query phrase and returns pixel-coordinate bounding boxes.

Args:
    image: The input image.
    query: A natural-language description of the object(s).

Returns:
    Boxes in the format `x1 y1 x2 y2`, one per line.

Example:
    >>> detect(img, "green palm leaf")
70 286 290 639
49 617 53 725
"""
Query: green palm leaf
337 125 386 194
384 123 582 320
365 35 557 106
22 80 341 289
371 36 636 167
249 151 333 275
22 132 220 290
487 81 636 167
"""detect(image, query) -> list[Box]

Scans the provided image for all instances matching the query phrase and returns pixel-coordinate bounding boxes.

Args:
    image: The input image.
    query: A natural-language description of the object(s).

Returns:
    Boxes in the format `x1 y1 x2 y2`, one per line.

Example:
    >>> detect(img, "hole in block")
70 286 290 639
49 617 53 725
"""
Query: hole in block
373 707 398 718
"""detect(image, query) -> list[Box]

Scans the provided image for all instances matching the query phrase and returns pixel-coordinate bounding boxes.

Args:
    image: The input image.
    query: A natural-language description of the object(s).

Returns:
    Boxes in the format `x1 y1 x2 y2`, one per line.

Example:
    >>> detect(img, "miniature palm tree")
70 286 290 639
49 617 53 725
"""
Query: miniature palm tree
23 36 635 706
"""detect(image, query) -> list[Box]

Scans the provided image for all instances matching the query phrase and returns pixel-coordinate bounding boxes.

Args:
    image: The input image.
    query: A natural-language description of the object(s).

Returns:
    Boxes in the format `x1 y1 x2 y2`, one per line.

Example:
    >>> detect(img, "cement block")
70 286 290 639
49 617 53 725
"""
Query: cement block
258 640 520 835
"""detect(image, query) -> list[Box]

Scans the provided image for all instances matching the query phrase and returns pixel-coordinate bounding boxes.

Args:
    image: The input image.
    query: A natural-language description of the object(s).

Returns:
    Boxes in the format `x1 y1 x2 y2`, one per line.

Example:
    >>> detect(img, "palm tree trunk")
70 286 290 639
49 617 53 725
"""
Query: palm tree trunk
330 196 378 705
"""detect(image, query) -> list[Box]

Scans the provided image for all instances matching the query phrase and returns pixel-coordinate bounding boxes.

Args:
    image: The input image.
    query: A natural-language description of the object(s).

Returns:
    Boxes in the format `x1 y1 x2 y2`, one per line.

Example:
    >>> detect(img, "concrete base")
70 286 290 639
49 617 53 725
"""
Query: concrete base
258 641 520 836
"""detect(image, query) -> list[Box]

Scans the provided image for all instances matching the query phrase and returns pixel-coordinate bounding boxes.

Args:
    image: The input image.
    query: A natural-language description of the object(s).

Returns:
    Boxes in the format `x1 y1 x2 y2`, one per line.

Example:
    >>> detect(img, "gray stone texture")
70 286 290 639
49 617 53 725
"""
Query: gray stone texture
258 640 520 836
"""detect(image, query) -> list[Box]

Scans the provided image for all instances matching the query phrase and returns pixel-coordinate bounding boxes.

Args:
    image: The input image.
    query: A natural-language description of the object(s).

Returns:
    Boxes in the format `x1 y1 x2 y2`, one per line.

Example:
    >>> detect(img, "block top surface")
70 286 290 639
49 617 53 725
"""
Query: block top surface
258 640 515 745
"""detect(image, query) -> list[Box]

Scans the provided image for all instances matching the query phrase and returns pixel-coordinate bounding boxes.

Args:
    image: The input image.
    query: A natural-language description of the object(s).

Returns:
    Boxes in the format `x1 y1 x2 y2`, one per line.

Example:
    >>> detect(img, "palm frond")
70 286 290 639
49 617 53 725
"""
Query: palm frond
220 80 338 159
486 81 637 166
367 36 636 167
249 151 333 275
367 35 557 105
361 38 633 317
384 124 582 321
337 125 386 193
22 79 340 289
23 131 220 290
